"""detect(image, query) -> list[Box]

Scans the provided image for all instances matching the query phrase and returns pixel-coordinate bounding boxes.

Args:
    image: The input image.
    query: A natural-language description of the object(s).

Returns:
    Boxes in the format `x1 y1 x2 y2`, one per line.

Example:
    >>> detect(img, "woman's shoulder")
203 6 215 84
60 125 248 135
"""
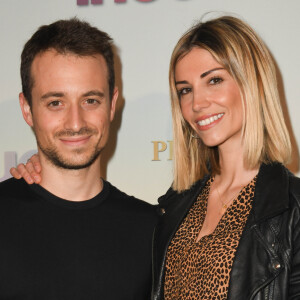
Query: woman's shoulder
257 162 300 211
287 171 300 206
265 162 300 201
158 174 210 209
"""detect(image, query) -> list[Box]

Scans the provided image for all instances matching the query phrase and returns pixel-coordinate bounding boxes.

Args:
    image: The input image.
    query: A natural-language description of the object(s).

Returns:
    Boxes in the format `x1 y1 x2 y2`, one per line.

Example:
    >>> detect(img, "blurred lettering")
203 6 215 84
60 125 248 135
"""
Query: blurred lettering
77 0 155 5
0 150 37 182
152 140 173 161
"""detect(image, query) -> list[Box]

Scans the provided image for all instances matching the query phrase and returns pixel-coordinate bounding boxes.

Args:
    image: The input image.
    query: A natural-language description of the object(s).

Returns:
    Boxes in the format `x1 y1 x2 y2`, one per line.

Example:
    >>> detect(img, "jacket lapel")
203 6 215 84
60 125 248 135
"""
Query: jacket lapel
152 175 209 299
227 163 290 299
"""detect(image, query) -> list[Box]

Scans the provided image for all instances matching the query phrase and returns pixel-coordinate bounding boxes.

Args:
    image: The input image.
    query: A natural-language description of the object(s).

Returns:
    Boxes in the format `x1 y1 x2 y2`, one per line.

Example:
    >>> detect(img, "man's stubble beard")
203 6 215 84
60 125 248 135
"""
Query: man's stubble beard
34 127 104 170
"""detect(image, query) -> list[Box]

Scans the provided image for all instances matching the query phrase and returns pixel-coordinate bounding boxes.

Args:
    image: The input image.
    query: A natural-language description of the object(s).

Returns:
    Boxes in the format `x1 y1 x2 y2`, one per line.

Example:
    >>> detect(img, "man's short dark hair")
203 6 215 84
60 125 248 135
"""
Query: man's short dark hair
21 18 115 106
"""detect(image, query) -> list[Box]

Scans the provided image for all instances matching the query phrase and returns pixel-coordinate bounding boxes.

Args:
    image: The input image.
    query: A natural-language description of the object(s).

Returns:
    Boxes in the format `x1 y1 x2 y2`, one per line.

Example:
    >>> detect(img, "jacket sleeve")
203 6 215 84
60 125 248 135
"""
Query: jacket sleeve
288 178 300 299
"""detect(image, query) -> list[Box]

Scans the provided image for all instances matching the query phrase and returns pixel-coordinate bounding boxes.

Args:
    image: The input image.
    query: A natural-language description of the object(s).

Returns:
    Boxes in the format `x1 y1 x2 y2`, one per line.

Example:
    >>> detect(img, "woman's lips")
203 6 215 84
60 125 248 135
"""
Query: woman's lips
196 113 224 130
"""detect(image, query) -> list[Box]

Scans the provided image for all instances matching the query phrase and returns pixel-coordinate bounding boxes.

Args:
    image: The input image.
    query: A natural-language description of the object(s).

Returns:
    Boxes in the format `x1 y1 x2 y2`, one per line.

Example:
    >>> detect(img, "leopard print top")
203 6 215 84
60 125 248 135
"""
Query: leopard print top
164 176 257 300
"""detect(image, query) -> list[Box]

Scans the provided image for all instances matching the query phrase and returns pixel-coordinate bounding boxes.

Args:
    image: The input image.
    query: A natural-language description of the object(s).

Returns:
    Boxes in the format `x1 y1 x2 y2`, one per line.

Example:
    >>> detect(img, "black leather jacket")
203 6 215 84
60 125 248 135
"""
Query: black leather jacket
152 163 300 299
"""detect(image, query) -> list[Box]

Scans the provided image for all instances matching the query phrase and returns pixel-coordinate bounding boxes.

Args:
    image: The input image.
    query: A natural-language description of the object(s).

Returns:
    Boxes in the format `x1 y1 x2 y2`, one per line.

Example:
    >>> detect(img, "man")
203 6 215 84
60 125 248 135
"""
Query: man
0 18 157 299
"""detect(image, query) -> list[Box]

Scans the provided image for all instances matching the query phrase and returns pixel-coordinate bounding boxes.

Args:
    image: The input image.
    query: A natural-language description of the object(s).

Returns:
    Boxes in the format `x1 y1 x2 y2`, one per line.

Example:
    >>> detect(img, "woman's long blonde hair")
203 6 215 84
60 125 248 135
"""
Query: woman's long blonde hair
170 16 291 192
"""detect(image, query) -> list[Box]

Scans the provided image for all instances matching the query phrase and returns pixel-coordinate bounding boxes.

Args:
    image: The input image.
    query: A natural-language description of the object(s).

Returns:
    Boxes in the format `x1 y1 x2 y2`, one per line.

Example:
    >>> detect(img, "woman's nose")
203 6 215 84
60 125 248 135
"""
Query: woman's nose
192 89 210 112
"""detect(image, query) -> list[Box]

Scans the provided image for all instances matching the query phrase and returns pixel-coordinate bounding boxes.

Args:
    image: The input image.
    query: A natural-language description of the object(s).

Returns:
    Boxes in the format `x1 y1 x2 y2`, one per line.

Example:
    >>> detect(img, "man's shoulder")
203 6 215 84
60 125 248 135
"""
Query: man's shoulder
0 177 29 197
0 178 35 210
105 180 158 216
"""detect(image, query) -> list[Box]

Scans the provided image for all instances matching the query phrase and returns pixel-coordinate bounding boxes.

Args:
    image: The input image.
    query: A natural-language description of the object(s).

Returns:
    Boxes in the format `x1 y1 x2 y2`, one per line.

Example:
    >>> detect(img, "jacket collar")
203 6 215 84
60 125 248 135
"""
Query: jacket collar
159 162 290 223
250 162 290 223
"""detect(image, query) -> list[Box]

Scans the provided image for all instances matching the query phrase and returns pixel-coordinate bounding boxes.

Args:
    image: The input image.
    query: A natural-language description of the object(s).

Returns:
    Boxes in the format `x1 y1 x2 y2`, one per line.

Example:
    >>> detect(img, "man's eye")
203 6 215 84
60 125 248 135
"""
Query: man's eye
85 99 99 105
48 100 61 107
209 77 223 85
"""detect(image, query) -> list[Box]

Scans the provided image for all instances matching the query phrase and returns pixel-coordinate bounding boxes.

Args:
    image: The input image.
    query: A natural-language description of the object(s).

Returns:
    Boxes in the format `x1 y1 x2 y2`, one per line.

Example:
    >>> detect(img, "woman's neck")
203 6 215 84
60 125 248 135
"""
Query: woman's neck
216 140 259 189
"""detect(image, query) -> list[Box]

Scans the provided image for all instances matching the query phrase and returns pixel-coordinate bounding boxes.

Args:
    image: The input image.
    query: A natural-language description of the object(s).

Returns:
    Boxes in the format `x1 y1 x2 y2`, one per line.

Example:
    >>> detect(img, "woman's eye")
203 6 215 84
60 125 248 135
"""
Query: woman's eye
209 77 223 85
178 88 191 97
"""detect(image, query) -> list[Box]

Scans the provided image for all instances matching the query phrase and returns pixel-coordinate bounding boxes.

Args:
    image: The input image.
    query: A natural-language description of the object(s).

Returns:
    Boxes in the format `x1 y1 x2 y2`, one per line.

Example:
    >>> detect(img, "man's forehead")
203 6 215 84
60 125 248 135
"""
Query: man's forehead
30 50 109 85
32 49 106 67
29 50 110 101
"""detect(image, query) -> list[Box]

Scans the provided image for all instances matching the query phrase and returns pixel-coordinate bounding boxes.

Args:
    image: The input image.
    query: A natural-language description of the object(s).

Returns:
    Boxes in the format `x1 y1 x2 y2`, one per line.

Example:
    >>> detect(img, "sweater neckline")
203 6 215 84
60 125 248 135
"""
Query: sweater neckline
27 178 109 210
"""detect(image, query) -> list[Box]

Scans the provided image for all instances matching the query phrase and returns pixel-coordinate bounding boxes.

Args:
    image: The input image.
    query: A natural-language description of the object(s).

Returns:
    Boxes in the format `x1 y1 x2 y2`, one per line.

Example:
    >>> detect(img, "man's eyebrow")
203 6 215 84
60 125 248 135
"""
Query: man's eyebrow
200 67 224 78
83 90 105 98
40 90 105 100
41 92 64 99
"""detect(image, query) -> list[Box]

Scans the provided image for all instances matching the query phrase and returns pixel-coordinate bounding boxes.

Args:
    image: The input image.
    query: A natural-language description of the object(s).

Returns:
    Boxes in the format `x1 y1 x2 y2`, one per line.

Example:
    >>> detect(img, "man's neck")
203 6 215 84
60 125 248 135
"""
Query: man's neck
38 155 103 202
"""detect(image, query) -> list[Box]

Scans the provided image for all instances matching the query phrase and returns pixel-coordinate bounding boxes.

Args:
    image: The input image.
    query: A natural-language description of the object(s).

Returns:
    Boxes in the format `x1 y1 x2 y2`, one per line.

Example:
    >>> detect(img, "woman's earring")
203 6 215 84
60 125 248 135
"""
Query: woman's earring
191 133 201 139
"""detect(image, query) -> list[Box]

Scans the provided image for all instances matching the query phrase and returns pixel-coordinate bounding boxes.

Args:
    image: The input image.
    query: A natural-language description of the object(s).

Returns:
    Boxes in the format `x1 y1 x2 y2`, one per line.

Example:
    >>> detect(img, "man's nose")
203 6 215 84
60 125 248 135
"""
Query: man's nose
64 104 87 131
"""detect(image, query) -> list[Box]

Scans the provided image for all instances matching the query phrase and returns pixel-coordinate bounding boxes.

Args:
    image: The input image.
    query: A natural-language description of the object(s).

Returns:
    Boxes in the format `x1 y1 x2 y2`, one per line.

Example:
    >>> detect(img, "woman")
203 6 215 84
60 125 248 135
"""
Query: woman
152 16 300 300
11 16 300 299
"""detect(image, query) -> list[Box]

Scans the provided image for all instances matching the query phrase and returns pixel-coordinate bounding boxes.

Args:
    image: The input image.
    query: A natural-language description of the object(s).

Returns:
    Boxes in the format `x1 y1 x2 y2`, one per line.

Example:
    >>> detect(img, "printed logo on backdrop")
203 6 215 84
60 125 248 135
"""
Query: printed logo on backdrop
151 140 173 161
77 0 154 5
0 150 36 182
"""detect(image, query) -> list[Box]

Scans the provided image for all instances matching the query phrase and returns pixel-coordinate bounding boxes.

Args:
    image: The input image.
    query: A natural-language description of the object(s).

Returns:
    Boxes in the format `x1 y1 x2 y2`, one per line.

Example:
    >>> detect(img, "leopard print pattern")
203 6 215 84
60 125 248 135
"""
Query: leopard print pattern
164 176 257 300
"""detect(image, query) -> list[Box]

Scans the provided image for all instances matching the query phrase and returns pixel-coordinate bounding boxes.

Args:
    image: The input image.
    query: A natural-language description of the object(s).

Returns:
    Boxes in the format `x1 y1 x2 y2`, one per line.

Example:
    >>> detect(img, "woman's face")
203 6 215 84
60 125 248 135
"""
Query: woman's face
175 47 243 149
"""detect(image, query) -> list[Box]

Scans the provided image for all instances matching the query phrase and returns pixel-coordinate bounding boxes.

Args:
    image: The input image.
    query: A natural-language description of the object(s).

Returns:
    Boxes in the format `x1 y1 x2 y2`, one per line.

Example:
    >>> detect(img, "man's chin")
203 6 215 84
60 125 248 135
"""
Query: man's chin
54 154 101 170
41 149 102 170
54 162 94 170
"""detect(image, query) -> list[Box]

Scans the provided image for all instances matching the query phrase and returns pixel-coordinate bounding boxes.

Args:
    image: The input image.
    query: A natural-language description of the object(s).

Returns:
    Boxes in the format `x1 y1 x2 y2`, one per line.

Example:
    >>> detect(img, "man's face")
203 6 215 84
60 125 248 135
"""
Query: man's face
20 50 118 170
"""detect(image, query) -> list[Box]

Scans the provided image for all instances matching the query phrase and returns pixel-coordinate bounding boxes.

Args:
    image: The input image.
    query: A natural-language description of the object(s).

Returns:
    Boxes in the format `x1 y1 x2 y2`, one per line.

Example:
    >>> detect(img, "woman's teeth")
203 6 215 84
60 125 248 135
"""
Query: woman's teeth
198 113 224 126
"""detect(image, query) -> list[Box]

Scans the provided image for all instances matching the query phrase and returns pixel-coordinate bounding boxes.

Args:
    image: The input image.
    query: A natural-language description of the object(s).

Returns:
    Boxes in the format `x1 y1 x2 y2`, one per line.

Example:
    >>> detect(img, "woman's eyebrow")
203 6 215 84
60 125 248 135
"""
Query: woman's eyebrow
200 67 224 78
175 80 188 86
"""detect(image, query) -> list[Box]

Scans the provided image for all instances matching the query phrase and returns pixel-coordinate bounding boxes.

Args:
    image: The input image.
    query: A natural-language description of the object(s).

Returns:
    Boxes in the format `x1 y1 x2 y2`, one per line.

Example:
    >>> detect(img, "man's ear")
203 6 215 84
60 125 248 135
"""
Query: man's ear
19 93 33 127
110 87 118 122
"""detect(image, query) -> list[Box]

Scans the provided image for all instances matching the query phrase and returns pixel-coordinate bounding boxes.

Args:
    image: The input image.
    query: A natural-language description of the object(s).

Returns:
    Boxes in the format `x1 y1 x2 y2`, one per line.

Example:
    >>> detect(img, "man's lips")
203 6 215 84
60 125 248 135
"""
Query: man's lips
195 113 224 130
59 135 91 146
